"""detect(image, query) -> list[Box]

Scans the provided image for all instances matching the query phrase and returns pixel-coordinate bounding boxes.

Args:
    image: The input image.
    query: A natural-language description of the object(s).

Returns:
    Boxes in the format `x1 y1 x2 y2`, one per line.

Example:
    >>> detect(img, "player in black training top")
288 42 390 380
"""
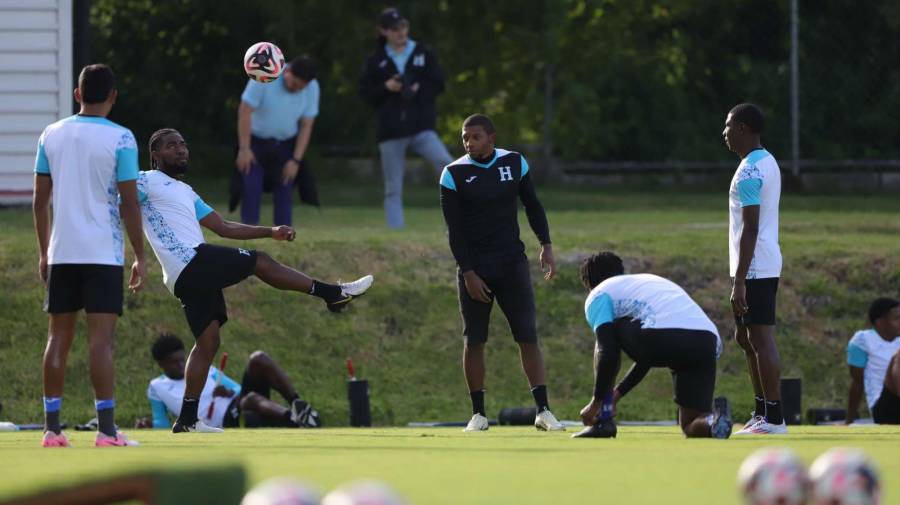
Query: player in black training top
440 114 564 432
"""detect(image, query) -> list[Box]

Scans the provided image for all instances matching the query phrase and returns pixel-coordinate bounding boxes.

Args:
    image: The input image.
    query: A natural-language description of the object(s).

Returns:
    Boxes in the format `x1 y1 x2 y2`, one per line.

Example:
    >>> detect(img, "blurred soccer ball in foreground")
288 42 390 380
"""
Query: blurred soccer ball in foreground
808 448 881 505
244 41 285 83
321 480 407 505
737 448 808 505
241 477 321 505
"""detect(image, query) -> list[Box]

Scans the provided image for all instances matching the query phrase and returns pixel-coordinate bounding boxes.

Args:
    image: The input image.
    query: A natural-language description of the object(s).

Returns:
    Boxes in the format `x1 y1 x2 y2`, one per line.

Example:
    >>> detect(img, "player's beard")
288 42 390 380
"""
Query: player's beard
161 159 189 176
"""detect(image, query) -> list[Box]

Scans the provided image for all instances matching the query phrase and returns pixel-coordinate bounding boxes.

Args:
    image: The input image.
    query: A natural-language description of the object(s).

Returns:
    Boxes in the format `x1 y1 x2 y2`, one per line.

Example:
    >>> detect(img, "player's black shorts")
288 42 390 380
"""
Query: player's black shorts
457 259 537 344
173 243 257 338
872 387 900 424
44 264 123 315
734 277 779 326
617 318 719 412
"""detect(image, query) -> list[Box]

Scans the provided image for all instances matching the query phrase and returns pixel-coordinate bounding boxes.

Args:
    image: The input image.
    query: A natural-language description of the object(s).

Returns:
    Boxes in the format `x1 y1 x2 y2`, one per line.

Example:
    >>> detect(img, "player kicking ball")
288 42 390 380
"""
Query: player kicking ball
573 251 732 439
139 128 373 433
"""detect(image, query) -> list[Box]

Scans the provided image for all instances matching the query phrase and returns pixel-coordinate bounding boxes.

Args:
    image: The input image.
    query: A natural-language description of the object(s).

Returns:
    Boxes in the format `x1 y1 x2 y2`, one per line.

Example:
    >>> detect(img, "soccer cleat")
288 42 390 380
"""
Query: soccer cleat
41 431 71 448
534 409 566 432
711 396 733 439
327 275 374 313
572 419 617 438
95 431 139 447
463 413 489 432
290 399 320 428
733 414 764 435
733 417 787 435
172 420 224 433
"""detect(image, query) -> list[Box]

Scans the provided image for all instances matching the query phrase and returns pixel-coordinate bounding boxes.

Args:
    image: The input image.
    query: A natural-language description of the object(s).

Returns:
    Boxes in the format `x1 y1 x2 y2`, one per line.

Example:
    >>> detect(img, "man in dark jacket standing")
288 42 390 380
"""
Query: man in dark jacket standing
359 8 453 229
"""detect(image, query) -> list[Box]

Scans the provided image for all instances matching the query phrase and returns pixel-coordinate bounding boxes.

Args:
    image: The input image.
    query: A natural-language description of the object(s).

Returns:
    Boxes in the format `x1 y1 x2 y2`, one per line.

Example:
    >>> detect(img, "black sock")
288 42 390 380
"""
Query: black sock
287 393 301 404
309 280 342 303
96 399 117 437
765 400 783 424
531 385 550 412
178 397 199 426
470 389 485 416
755 396 765 417
44 397 62 434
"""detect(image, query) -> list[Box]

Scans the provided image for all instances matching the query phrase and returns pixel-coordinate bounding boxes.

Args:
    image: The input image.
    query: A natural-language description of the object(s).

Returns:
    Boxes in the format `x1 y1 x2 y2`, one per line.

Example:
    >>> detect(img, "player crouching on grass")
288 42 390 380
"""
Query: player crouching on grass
573 251 732 439
137 333 320 430
139 128 372 433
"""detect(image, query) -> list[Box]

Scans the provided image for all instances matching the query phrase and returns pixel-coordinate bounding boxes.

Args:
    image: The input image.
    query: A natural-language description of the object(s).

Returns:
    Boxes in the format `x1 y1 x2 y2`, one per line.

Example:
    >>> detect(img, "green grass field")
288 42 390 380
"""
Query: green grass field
1 426 898 504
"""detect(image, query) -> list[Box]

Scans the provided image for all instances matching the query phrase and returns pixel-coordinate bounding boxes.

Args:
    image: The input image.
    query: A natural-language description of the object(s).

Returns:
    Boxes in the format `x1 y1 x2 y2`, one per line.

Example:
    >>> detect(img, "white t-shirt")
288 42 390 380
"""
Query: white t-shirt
847 329 900 409
34 115 139 265
728 148 782 279
136 170 214 293
584 274 721 356
147 366 239 428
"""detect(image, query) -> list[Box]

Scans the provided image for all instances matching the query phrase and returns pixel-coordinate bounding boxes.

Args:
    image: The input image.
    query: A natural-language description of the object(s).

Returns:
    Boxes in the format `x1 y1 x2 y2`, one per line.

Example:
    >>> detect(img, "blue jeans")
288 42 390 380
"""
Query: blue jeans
378 130 453 229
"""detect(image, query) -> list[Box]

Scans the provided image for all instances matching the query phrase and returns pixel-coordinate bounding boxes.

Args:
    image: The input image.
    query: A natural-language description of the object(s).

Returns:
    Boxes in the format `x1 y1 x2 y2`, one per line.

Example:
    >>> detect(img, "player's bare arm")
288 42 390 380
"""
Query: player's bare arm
282 117 315 185
32 174 52 283
235 101 256 174
199 211 296 241
118 179 146 293
731 204 760 316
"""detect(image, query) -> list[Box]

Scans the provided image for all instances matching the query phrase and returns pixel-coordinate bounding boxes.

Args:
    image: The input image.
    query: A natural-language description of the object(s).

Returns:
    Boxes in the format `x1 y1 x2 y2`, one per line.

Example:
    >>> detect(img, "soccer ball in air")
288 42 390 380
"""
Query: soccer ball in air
321 480 407 505
244 42 285 83
737 448 808 505
241 477 321 505
808 448 881 505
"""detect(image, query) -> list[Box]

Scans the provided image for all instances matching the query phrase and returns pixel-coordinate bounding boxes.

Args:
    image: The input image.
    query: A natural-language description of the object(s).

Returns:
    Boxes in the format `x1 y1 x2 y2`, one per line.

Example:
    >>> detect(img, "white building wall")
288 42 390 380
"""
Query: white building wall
0 0 72 204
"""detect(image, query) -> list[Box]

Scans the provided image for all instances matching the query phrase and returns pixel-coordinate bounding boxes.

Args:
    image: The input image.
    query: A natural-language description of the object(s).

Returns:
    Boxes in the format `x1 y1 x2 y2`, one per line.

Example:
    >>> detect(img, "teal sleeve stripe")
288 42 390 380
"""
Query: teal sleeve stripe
440 167 456 191
737 178 762 207
586 293 614 331
137 189 148 204
520 155 529 177
846 342 868 368
218 372 242 395
115 148 139 181
150 399 171 428
34 142 50 174
194 198 214 220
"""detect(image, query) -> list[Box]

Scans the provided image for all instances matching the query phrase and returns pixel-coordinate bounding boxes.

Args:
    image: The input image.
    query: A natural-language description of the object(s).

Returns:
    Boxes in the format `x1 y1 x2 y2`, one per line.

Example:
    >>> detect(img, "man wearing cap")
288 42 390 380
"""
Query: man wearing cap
358 7 453 229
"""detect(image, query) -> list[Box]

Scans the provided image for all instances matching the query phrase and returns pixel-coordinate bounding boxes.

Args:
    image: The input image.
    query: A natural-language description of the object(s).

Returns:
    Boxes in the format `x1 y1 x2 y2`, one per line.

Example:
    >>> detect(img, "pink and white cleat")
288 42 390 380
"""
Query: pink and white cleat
42 431 71 448
95 431 139 447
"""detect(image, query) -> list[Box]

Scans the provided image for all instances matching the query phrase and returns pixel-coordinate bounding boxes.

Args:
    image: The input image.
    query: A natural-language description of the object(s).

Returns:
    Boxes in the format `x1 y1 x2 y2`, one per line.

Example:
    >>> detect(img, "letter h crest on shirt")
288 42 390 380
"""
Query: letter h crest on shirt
498 166 513 182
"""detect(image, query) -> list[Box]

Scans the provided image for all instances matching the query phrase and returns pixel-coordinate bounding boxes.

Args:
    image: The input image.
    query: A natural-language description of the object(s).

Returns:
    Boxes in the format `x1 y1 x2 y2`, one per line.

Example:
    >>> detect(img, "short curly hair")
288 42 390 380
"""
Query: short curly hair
579 251 625 289
151 333 184 362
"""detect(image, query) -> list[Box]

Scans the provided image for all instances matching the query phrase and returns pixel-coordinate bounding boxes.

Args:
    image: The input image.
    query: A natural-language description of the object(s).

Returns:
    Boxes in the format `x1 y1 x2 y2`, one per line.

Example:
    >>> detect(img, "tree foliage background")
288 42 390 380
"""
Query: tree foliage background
90 0 900 173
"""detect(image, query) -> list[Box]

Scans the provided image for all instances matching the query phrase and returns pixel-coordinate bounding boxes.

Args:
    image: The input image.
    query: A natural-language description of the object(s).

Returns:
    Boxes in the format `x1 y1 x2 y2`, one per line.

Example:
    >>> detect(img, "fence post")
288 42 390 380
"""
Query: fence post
790 0 800 179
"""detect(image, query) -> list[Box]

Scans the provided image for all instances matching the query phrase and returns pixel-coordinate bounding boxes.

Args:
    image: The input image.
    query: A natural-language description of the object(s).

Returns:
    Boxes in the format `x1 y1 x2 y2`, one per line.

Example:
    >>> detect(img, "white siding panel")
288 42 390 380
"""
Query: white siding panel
0 52 56 71
0 10 57 30
0 153 37 174
0 73 57 92
0 92 56 112
0 31 57 51
0 0 58 9
0 113 55 133
0 133 39 152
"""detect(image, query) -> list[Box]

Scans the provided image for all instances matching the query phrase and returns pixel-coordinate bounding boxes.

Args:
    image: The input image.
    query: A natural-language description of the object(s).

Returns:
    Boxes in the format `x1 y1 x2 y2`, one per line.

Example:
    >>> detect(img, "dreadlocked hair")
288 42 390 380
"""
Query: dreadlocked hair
148 128 180 169
579 251 625 289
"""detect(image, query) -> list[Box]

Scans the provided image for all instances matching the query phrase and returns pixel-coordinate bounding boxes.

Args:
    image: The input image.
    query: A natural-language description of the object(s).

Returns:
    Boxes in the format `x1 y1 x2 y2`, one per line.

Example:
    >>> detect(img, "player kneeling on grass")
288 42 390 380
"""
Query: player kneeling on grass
139 128 373 433
574 251 732 439
137 333 320 430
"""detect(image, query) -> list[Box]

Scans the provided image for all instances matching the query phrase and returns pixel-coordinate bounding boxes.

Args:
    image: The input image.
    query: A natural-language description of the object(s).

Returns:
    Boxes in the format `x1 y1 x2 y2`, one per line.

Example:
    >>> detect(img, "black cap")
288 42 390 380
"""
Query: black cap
379 8 406 29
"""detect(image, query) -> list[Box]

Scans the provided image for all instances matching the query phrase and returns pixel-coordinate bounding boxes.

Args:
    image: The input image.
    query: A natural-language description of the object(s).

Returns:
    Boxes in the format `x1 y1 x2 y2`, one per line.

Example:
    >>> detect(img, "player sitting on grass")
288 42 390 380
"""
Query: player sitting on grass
137 333 320 430
574 251 732 439
846 298 900 425
139 128 373 433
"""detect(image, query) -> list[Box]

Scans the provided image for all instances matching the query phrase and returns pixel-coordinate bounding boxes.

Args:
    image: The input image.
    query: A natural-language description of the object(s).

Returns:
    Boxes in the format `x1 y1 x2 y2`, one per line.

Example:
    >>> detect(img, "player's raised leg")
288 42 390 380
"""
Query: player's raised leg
252 251 373 313
41 312 77 447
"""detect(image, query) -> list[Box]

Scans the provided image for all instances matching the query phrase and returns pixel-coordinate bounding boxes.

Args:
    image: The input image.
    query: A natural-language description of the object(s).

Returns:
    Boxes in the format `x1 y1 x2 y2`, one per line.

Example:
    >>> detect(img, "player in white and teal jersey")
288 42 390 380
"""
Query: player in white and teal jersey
33 64 146 448
722 103 786 435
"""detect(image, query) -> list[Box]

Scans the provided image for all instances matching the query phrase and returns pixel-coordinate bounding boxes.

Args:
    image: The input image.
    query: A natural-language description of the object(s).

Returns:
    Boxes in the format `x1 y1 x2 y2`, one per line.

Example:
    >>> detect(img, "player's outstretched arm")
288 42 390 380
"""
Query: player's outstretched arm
199 211 295 241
